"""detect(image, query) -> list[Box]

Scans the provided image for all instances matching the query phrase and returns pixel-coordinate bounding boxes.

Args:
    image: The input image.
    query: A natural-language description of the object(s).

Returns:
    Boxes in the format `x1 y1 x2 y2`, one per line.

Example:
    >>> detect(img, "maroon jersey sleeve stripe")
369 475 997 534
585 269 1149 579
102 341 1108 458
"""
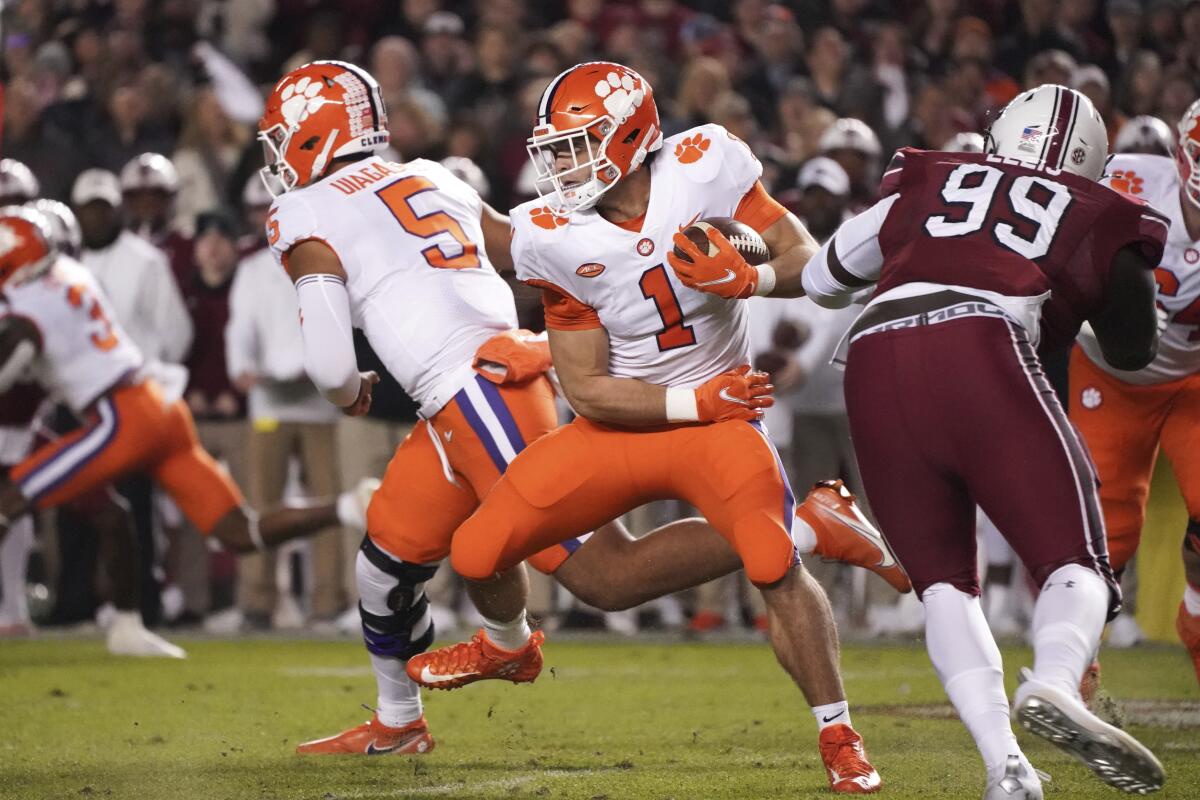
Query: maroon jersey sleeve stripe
827 235 874 289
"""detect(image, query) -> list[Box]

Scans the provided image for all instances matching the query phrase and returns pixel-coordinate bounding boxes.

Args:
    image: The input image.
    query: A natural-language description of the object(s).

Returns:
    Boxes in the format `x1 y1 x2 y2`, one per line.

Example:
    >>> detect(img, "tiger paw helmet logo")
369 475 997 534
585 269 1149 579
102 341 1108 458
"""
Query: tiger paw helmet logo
675 133 711 164
1081 387 1102 409
531 207 568 230
593 71 645 125
279 76 342 127
1109 169 1144 195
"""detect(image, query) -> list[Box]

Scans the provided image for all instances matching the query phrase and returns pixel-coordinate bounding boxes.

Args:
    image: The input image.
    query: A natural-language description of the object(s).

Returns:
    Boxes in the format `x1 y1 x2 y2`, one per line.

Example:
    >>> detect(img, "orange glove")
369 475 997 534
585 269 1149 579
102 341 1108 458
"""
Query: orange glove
668 364 774 423
669 227 758 299
473 329 552 384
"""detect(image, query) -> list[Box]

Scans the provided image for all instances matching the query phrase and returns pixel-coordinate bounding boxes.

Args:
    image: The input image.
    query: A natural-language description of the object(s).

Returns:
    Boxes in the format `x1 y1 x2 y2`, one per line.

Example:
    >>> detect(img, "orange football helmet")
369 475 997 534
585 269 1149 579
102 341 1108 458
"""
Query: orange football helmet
257 60 389 196
1176 98 1200 211
527 61 662 215
0 206 54 288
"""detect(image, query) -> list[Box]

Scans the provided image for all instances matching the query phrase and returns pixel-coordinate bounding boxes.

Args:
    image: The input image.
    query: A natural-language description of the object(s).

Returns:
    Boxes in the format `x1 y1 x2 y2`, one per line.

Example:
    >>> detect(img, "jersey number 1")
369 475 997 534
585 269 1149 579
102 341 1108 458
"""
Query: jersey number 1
640 264 696 351
376 176 481 269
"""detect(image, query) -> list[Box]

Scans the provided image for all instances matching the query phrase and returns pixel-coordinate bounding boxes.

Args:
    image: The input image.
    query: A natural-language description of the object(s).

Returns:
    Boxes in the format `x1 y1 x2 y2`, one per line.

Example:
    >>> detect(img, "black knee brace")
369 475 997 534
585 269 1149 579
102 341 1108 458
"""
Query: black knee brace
358 536 439 661
1185 519 1200 557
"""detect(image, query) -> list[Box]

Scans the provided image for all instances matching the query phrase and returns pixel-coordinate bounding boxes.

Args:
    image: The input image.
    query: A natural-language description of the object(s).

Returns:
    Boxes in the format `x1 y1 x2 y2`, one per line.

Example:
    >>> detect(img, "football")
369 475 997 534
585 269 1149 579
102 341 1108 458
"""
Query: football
673 216 771 266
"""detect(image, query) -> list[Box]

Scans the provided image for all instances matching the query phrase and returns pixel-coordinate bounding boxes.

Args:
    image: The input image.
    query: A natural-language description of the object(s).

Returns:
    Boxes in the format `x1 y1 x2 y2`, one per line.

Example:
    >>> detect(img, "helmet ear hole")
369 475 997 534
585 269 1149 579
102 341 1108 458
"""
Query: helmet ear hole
299 136 320 151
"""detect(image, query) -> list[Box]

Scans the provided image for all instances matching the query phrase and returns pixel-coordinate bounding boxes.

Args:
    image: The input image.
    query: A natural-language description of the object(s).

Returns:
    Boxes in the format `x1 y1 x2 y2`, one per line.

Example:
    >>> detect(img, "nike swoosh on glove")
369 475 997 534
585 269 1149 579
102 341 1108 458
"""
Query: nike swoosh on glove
668 227 757 299
695 364 774 423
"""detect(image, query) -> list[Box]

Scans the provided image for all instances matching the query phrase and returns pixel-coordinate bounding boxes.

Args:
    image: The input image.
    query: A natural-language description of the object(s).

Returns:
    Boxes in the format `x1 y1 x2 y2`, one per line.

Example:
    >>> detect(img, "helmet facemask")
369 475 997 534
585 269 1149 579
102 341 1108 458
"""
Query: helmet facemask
258 123 300 198
527 116 623 216
1177 102 1200 212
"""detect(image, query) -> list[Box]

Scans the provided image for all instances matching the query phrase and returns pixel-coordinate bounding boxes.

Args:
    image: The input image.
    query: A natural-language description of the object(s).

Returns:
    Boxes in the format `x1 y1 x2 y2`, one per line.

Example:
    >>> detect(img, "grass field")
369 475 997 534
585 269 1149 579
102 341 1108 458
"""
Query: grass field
1 636 1197 800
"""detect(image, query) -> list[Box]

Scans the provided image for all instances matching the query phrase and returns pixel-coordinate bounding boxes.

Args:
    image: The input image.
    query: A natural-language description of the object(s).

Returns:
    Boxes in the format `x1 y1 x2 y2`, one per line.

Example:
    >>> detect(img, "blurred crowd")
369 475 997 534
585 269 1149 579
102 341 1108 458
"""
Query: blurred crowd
1 0 1195 641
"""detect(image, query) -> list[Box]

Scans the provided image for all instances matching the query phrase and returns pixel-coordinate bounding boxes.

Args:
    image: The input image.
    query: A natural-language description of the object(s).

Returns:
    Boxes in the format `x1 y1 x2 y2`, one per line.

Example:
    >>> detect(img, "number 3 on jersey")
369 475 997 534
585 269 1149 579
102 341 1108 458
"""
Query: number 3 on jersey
66 283 118 351
640 264 696 351
376 176 480 269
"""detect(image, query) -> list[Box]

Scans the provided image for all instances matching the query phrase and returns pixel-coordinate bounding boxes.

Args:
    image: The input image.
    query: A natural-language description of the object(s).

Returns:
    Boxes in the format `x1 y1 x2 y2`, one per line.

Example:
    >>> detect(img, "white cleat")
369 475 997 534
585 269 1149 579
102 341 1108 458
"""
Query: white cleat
983 755 1043 799
1012 668 1163 794
337 478 381 530
106 612 186 659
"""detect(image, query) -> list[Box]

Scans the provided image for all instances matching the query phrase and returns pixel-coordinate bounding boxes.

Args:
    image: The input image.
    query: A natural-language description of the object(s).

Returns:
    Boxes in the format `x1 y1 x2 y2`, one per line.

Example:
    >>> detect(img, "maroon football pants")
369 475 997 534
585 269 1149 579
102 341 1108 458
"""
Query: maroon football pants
844 315 1119 615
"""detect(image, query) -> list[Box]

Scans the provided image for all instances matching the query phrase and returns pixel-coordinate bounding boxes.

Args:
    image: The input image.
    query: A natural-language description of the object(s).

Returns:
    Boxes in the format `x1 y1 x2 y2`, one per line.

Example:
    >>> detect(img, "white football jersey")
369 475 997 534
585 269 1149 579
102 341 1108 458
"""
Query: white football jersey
512 124 765 389
0 257 143 413
1078 154 1200 384
268 156 518 417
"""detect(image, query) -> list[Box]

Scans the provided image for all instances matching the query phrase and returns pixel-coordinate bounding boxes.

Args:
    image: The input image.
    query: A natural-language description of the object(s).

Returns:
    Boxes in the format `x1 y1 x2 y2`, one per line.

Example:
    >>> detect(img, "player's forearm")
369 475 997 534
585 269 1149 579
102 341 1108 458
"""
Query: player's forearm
762 236 820 299
294 274 360 407
561 374 670 425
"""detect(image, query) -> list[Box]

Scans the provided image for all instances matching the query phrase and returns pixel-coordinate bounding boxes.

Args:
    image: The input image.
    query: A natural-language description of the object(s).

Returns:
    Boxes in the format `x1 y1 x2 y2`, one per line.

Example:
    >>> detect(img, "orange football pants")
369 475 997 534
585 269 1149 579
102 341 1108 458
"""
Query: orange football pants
10 380 243 534
365 373 581 571
449 416 799 585
1069 348 1200 571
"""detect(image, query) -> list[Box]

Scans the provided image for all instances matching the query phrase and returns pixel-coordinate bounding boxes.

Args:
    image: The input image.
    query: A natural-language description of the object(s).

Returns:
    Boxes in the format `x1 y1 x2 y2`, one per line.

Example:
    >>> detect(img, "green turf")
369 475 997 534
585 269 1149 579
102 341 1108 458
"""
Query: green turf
1 637 1196 799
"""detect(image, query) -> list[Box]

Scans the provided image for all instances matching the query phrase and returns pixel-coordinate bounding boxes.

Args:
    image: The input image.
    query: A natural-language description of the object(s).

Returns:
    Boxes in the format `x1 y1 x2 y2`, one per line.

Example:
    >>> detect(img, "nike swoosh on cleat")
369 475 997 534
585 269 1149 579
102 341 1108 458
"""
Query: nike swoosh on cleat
696 269 737 287
366 740 401 755
823 710 846 723
718 387 751 406
419 665 480 684
823 508 896 568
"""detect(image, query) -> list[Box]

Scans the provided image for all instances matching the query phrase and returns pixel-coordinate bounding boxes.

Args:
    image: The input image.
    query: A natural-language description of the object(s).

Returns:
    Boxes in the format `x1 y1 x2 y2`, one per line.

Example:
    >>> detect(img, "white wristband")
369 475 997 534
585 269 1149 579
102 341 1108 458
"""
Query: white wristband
665 386 699 422
753 263 777 297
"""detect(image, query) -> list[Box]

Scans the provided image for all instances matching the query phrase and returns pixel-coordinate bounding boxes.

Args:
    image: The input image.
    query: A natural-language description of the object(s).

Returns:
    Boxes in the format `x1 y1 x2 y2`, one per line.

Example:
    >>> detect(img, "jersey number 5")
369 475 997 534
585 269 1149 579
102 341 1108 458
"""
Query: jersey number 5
924 163 1073 260
376 176 481 269
640 264 696 351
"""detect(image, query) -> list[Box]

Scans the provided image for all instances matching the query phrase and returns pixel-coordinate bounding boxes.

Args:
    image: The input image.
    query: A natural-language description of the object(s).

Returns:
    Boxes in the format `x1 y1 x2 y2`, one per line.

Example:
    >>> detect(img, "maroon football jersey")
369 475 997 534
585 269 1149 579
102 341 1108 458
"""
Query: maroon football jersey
876 148 1168 352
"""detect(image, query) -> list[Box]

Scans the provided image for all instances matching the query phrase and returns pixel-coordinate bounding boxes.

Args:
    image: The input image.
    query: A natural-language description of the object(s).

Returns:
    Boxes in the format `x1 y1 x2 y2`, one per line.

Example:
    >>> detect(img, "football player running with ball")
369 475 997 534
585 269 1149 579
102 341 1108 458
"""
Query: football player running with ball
408 62 881 793
797 85 1167 797
259 62 900 781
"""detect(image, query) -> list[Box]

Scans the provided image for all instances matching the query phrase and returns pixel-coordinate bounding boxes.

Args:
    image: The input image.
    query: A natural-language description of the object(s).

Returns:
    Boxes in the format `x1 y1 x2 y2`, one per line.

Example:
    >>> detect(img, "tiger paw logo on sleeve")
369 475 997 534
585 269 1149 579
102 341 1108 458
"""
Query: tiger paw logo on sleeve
530 207 568 230
674 133 711 164
1109 169 1144 196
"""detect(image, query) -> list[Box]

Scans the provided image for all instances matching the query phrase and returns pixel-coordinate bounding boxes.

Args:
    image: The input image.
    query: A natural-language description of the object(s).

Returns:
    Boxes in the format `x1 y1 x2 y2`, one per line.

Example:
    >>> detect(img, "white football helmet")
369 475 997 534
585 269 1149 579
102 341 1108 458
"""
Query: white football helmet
985 84 1108 180
1114 115 1174 156
119 152 180 194
1175 98 1200 211
941 132 986 153
27 199 82 257
819 118 883 158
0 159 40 202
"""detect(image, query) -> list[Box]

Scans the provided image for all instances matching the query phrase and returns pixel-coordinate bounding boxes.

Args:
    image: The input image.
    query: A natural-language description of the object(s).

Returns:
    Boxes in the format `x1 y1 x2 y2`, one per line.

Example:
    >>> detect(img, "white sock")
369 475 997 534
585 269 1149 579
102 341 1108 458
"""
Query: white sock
0 516 33 624
1184 583 1200 617
482 611 531 651
371 654 423 728
356 550 424 728
812 700 850 732
1030 564 1108 697
922 582 1022 776
792 517 818 554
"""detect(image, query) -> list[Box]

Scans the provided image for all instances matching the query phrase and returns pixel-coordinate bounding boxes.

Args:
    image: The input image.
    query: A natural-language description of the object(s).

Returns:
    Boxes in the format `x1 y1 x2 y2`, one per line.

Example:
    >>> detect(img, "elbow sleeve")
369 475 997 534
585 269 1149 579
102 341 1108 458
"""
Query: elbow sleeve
295 274 360 407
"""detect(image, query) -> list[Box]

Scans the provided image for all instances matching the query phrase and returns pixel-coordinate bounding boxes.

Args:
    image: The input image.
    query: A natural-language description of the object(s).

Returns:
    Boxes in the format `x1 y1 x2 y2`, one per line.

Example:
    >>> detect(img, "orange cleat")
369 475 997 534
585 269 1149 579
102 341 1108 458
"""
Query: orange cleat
801 480 911 593
406 629 545 691
819 724 882 794
1176 601 1200 686
296 713 434 755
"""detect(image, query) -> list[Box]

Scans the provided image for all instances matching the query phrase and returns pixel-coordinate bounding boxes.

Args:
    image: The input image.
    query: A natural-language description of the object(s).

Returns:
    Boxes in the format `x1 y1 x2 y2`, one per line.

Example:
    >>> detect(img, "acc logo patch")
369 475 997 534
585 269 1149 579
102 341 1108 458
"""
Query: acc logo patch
1081 387 1102 410
576 262 606 278
636 237 655 256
